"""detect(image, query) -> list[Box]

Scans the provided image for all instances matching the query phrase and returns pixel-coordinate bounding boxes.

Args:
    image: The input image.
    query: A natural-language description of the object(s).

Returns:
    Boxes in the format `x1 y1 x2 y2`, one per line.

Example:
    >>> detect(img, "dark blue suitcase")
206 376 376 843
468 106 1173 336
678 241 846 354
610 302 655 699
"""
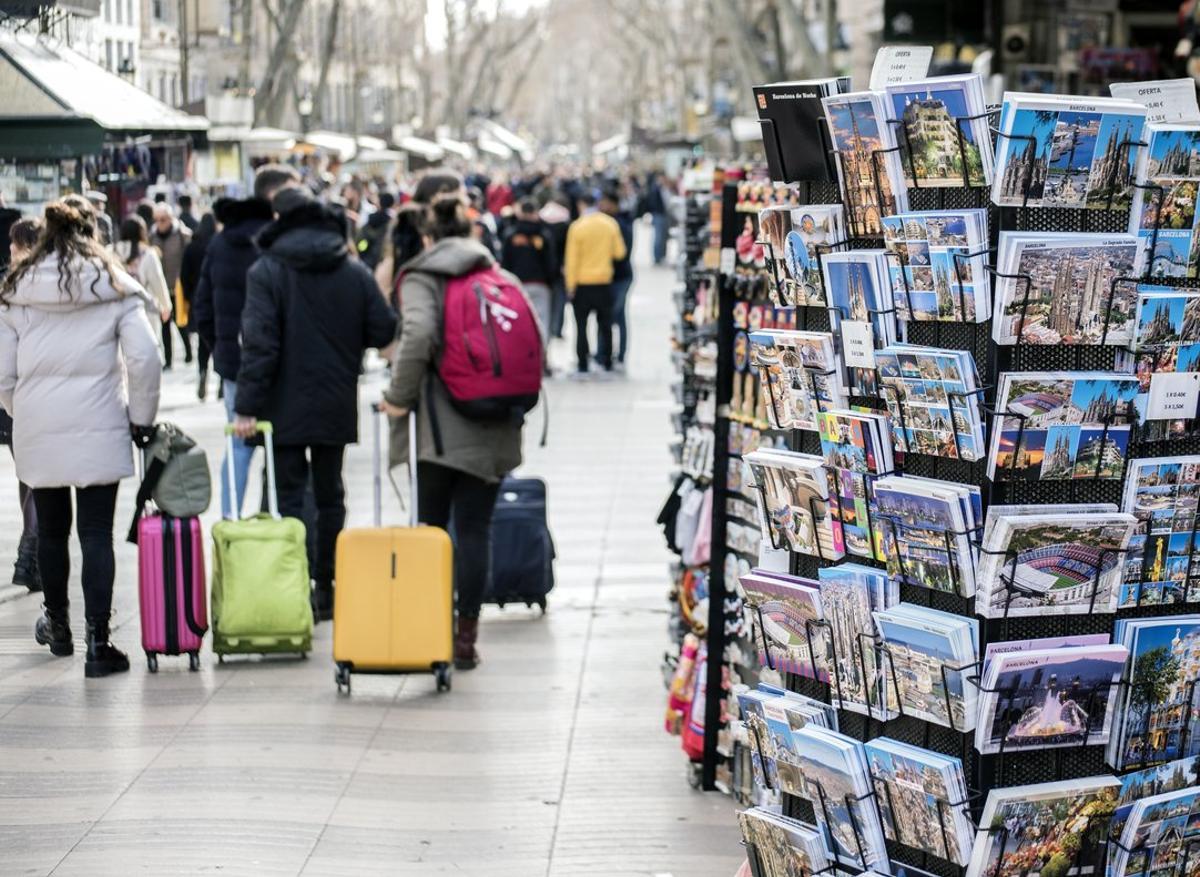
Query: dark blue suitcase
488 477 555 611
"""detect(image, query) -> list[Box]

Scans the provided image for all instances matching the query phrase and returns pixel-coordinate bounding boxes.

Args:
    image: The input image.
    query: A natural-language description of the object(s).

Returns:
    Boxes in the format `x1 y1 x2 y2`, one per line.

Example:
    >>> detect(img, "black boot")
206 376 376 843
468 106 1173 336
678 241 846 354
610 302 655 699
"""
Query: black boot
34 606 72 656
85 616 129 678
197 371 208 402
312 583 334 623
13 535 40 592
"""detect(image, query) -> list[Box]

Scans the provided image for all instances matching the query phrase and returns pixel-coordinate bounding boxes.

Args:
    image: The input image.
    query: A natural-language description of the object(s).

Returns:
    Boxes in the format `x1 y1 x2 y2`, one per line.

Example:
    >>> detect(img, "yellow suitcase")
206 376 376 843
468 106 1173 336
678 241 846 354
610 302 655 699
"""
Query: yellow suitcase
333 410 453 693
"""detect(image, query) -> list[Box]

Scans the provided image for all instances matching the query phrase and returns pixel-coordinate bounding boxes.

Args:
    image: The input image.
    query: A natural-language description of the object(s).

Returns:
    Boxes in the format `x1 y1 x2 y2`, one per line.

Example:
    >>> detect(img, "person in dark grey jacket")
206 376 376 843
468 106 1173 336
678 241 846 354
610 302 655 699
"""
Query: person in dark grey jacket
234 188 397 621
381 193 530 670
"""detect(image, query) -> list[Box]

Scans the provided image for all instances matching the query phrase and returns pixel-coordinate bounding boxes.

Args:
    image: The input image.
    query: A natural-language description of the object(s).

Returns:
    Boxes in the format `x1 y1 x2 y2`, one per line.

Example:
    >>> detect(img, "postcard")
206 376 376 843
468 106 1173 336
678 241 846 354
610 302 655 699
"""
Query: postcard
739 807 833 876
822 91 909 236
1119 456 1200 607
881 210 990 323
739 570 826 680
1130 125 1200 279
974 644 1128 754
967 777 1120 877
744 450 844 559
885 75 993 188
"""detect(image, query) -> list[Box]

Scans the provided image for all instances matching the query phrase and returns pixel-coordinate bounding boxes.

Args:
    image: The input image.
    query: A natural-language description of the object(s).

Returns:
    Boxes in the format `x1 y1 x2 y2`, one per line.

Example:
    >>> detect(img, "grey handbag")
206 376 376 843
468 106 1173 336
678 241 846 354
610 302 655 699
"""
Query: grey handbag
127 423 212 542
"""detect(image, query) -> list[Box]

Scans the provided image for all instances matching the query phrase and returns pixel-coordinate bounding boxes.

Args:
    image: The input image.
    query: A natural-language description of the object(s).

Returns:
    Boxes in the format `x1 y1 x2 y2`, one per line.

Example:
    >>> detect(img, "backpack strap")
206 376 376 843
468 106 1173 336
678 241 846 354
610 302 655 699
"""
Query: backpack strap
126 452 167 545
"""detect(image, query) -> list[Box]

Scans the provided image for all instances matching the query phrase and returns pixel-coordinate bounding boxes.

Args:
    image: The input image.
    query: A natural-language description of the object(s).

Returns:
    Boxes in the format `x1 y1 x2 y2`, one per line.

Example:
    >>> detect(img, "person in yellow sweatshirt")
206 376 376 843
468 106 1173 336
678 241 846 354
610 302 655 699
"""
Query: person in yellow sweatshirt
564 191 628 375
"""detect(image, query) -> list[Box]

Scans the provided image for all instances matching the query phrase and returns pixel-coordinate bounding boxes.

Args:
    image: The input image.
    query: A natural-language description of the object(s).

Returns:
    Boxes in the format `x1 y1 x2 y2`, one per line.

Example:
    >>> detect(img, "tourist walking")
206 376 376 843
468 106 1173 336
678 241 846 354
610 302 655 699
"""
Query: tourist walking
380 187 537 669
2 217 41 591
192 166 296 519
234 187 396 622
501 198 558 345
600 189 635 369
149 203 192 368
0 200 161 677
564 191 626 375
180 212 216 399
115 216 174 327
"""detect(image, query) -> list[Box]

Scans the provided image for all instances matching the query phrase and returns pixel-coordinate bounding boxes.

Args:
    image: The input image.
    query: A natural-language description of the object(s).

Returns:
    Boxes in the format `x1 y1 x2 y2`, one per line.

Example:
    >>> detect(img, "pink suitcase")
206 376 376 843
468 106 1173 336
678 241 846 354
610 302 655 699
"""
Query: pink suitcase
138 515 208 672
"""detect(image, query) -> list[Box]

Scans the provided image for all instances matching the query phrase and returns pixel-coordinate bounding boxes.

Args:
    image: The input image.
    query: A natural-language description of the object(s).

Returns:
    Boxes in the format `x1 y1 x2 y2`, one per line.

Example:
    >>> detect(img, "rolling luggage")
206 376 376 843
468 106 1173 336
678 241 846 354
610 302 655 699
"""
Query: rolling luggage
137 515 207 672
210 422 313 658
486 476 555 612
333 409 453 694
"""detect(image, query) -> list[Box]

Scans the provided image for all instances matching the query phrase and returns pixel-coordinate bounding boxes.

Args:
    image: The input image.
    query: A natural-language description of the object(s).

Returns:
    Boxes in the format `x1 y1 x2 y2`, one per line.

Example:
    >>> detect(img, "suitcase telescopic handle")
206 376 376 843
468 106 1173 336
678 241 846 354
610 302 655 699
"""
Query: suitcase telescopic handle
372 404 418 528
223 421 278 520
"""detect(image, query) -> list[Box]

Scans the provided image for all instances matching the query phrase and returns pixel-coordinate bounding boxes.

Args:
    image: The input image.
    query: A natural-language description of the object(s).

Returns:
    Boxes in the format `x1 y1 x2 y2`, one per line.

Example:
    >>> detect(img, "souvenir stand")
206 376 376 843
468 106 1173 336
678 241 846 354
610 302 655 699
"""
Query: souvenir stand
729 83 1200 877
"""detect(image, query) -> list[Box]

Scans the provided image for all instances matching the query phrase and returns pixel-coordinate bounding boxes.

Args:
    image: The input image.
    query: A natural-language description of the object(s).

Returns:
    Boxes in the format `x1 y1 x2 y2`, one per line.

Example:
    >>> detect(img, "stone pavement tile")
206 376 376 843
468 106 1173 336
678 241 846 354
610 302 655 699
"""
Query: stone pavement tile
51 818 322 877
326 795 560 833
0 822 94 877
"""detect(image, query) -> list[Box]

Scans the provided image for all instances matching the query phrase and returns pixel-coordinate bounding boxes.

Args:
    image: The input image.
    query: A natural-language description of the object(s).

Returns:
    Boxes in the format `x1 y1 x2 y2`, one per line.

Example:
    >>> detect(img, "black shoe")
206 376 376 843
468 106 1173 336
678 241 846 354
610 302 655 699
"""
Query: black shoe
34 606 73 656
217 382 225 401
197 372 208 402
13 538 40 592
84 616 129 677
312 585 334 623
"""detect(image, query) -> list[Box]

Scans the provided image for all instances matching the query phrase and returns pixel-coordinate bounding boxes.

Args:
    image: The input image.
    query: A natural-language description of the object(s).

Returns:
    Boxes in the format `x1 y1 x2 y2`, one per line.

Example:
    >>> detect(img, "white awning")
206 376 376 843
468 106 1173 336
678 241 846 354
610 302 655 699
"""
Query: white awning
477 138 512 160
0 29 207 132
436 136 475 161
355 135 387 152
207 126 296 152
353 148 406 164
301 130 357 160
479 119 533 160
592 132 628 155
397 135 444 162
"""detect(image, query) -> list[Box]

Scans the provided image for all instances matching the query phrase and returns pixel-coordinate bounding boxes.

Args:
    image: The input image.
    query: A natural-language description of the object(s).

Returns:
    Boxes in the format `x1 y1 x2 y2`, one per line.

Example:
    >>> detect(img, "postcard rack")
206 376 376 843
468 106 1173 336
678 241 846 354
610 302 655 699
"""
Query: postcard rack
720 106 1200 877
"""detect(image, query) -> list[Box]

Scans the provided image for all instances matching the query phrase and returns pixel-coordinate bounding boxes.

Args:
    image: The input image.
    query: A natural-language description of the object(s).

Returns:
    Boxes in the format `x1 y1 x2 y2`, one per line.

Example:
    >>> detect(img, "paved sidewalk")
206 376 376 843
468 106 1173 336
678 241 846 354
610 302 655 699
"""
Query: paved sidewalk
0 248 739 875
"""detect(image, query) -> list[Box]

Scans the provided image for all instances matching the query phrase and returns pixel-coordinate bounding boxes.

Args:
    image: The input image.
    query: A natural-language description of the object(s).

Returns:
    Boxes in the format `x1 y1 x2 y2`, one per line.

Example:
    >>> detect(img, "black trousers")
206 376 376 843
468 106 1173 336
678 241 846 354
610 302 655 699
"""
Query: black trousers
274 444 346 590
572 283 614 372
416 462 501 620
33 483 119 617
161 310 192 367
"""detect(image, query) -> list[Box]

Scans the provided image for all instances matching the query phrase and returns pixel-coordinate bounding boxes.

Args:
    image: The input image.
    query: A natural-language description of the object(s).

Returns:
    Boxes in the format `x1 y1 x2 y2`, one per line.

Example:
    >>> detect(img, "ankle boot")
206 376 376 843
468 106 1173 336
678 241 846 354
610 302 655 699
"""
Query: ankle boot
85 616 129 678
454 617 480 670
34 605 72 656
311 582 334 623
13 536 40 592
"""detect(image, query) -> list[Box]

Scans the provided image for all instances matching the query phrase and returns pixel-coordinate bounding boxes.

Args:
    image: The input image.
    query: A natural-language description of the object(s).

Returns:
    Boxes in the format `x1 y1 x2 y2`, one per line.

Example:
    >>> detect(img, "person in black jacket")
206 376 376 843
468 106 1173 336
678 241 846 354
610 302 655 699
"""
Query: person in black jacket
191 182 282 520
180 212 216 400
600 190 635 368
234 187 397 621
500 199 557 346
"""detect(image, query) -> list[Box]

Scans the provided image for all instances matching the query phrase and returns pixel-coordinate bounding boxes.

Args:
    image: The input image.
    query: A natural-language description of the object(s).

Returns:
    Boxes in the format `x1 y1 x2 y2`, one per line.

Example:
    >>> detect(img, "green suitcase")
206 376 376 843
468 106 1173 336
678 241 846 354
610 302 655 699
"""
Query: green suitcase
211 423 313 657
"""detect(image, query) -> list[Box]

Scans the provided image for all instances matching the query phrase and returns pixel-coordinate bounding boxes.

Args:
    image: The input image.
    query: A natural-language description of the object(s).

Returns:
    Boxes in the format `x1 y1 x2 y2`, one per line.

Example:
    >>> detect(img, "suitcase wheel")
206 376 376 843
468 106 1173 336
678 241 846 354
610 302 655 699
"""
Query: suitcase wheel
146 653 158 673
335 662 352 694
188 652 201 672
435 664 452 693
536 598 547 616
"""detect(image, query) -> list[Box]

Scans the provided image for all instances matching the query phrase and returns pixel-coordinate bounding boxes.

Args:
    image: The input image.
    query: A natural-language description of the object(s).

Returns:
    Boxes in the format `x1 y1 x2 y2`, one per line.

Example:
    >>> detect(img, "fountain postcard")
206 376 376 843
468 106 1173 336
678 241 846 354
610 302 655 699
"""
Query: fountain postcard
973 643 1129 755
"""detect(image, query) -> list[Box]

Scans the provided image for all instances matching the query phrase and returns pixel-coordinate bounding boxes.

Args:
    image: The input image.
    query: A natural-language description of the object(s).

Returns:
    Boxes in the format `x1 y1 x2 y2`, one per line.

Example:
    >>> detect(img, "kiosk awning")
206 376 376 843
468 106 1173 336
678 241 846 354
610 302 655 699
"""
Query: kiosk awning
0 28 207 157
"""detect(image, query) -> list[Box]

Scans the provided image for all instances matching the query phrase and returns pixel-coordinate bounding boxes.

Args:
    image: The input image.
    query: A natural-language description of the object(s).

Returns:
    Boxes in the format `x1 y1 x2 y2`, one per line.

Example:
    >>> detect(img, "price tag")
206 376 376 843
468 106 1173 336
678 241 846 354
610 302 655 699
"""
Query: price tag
869 46 933 90
1147 372 1200 420
841 320 876 368
1110 79 1200 125
720 247 735 275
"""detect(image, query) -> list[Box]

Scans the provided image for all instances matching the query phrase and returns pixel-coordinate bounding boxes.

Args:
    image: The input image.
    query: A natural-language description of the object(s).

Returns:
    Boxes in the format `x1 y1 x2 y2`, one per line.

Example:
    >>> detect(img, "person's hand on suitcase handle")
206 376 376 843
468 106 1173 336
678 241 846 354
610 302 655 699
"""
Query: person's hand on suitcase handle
232 415 259 439
130 422 156 449
377 399 409 418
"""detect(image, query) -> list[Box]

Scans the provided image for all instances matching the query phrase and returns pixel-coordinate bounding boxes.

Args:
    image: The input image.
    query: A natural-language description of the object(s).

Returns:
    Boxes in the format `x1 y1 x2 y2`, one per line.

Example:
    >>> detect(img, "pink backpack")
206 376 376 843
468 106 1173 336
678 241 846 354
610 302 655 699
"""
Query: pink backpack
438 265 542 420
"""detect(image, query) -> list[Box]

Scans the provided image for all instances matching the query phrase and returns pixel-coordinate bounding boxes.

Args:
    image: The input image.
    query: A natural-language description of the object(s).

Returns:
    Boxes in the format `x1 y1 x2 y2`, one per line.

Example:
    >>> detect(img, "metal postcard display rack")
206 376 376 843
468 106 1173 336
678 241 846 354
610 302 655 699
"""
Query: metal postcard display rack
707 105 1200 877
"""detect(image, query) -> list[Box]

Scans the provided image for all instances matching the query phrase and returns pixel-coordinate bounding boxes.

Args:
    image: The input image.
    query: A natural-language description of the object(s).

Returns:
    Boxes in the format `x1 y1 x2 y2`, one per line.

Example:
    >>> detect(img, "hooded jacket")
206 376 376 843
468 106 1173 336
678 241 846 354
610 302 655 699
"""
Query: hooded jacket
235 200 397 446
191 197 273 380
0 254 161 488
384 237 525 482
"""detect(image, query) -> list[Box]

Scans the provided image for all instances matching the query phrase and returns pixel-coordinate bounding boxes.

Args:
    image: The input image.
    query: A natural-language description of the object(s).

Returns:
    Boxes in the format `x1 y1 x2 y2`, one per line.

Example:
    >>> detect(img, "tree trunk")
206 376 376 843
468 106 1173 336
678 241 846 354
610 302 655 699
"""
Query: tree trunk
254 0 309 126
314 0 342 125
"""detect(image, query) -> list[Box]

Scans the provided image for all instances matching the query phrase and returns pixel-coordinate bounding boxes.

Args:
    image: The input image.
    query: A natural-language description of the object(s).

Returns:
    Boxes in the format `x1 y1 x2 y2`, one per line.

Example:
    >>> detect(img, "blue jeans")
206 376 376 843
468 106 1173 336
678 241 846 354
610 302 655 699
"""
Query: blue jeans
221 380 255 519
652 213 670 264
611 276 632 363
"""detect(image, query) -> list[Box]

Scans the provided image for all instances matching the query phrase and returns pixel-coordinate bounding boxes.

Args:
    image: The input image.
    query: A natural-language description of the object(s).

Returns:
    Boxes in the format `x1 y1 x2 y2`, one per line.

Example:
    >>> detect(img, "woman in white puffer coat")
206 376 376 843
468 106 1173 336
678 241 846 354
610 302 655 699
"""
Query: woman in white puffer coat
0 201 161 678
